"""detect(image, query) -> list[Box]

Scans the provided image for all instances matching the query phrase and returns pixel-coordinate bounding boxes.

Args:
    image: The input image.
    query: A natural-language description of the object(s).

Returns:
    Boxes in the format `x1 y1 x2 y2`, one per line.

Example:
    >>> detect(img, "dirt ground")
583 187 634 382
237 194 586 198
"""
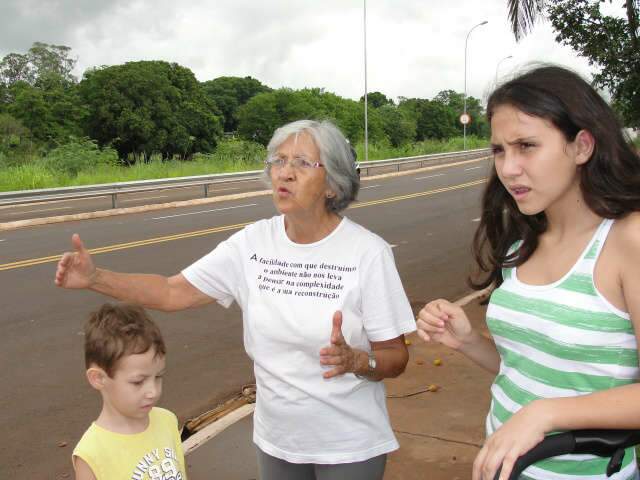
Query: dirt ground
384 300 494 480
185 299 495 480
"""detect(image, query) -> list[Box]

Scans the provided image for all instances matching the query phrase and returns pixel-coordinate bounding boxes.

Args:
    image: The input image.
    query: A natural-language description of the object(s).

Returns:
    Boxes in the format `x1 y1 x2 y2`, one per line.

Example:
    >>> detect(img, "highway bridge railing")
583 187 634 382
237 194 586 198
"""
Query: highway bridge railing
0 148 490 209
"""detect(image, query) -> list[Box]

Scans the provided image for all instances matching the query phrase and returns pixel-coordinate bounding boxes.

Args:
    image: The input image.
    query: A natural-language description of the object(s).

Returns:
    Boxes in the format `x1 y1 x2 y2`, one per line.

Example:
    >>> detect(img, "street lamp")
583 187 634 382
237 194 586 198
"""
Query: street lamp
363 0 369 163
463 20 488 151
495 55 513 84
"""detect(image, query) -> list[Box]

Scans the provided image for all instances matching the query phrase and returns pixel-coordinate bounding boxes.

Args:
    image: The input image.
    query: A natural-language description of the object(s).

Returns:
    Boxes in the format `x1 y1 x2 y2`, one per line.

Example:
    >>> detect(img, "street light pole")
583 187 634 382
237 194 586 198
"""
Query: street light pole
463 20 488 151
495 55 513 85
363 0 369 163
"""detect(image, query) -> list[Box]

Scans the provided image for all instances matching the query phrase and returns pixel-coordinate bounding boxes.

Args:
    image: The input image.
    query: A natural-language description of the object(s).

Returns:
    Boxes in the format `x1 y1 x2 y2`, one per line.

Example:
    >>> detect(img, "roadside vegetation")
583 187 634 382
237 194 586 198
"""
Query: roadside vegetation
0 135 488 192
1 39 635 193
0 43 492 192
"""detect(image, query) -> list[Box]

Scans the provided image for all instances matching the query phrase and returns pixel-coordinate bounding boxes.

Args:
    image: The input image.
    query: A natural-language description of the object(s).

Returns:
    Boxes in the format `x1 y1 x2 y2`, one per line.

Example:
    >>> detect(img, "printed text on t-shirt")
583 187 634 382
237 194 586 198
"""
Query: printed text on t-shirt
250 254 356 300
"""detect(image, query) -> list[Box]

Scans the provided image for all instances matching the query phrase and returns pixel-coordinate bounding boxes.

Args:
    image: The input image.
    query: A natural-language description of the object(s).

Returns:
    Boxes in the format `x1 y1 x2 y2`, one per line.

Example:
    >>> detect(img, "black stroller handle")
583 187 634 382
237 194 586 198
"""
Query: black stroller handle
493 429 640 480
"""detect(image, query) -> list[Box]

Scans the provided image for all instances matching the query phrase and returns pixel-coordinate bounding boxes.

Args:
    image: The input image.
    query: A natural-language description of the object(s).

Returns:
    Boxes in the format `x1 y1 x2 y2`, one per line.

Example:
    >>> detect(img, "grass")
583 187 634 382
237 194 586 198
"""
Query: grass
355 136 489 161
0 136 489 192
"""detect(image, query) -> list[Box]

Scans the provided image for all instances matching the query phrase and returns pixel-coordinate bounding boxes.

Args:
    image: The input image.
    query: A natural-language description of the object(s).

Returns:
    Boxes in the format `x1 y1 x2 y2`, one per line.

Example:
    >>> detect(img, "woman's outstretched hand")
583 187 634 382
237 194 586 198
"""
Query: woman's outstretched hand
416 299 474 350
54 233 97 289
319 311 360 379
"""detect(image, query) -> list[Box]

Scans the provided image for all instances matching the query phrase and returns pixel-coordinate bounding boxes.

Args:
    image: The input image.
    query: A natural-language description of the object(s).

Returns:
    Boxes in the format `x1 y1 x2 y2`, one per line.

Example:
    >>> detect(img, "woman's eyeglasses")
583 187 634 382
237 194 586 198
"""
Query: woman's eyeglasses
265 156 324 170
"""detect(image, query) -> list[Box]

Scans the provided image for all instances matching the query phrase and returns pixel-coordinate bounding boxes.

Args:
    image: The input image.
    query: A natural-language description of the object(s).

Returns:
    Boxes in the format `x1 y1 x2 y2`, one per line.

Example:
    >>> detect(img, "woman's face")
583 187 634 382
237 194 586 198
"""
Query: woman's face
269 132 333 218
490 104 583 216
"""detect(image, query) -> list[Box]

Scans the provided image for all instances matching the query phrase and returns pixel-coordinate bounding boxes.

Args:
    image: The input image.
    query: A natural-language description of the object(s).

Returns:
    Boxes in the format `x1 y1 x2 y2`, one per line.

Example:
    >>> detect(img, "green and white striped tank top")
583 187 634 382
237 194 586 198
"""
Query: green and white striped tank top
486 218 639 480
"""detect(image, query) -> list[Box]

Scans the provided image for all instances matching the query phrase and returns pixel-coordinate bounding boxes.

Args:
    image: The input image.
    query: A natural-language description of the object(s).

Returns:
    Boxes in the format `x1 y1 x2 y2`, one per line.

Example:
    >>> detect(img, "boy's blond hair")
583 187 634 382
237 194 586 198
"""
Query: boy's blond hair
84 303 166 377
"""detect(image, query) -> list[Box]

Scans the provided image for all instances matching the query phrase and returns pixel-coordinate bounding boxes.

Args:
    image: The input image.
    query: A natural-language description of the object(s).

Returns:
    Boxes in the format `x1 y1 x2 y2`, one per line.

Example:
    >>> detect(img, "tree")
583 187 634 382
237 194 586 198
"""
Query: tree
0 53 34 86
237 87 387 146
237 92 281 145
237 88 328 145
378 104 416 146
506 0 640 126
7 78 85 143
79 61 222 158
201 76 271 132
0 42 77 88
359 91 394 108
431 90 488 138
417 101 458 140
0 43 84 144
0 113 31 158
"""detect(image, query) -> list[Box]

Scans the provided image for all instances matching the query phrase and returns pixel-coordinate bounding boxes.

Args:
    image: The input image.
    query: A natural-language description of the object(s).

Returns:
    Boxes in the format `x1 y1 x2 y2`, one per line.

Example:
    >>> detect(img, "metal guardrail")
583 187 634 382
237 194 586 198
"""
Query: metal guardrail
357 147 488 175
0 148 490 209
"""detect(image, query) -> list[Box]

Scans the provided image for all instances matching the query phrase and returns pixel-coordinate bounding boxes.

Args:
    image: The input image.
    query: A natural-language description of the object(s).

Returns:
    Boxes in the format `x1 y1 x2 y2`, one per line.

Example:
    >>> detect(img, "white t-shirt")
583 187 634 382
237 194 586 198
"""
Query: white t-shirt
182 215 416 464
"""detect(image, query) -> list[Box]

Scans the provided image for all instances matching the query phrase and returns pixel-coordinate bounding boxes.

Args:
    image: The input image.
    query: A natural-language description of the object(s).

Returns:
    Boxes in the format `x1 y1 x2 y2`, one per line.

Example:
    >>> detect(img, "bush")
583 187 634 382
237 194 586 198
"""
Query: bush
43 138 119 176
354 136 489 161
192 137 266 170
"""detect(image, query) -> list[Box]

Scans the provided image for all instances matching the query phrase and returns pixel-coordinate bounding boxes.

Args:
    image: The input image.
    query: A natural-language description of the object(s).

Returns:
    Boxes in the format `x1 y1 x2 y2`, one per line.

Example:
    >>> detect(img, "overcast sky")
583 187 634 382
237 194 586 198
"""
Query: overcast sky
0 1 623 103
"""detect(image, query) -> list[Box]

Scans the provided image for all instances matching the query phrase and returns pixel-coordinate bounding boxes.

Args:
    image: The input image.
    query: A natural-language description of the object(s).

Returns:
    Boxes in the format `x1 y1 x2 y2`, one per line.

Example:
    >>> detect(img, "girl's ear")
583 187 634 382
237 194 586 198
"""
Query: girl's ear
86 367 108 390
574 129 595 165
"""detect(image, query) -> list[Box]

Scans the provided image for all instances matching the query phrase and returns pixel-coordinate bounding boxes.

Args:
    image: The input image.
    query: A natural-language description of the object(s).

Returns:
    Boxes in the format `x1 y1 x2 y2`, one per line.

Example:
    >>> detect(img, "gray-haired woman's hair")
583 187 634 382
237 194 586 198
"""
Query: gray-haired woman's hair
265 119 360 213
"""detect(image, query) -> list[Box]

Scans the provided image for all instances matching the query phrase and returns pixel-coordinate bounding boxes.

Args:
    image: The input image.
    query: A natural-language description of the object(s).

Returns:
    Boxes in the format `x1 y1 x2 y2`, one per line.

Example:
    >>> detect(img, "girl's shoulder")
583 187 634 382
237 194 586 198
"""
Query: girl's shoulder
606 214 640 284
611 212 640 253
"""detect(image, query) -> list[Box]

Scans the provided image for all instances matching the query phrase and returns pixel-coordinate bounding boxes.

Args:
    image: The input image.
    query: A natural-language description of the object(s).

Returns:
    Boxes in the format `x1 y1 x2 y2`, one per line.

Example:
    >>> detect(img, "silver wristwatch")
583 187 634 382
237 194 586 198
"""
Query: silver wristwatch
355 351 376 379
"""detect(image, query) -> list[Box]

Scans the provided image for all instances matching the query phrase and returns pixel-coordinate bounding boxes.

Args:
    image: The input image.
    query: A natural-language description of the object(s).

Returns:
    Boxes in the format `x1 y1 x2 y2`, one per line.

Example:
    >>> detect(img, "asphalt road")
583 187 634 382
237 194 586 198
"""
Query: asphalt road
0 179 269 223
0 158 492 479
0 161 451 224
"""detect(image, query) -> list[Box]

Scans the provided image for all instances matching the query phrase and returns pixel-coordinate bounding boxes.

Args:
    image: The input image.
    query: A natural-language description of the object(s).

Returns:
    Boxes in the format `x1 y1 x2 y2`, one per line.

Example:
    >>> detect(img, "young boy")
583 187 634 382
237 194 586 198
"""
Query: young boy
73 303 187 480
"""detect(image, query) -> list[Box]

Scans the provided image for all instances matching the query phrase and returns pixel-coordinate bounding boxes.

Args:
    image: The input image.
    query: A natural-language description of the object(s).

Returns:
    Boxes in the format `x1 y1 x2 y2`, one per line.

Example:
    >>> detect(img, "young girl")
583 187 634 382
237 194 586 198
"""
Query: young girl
417 65 640 480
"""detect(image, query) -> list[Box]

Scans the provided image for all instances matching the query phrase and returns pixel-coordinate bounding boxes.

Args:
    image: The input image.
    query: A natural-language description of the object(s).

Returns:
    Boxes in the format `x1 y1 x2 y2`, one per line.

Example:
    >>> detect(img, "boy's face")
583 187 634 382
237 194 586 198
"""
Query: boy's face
99 348 166 420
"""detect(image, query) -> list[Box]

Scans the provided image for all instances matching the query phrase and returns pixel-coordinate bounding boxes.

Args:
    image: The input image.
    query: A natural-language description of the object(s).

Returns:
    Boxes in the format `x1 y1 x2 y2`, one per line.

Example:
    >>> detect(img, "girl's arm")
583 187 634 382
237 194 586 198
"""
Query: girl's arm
473 214 640 480
543 214 640 429
417 299 501 373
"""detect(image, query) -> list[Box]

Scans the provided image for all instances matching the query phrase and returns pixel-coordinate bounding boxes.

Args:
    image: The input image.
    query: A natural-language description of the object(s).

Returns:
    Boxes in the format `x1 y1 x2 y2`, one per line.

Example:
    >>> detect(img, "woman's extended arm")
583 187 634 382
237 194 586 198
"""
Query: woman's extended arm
55 234 212 312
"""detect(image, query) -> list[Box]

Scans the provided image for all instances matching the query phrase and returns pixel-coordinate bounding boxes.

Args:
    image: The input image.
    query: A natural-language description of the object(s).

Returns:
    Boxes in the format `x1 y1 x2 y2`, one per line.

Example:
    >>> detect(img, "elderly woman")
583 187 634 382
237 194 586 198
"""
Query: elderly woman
55 119 416 480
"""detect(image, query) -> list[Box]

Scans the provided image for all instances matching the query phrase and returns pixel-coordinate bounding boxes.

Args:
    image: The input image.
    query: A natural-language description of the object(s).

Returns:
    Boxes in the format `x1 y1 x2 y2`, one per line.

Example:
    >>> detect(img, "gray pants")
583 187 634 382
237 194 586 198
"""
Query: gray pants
256 447 387 480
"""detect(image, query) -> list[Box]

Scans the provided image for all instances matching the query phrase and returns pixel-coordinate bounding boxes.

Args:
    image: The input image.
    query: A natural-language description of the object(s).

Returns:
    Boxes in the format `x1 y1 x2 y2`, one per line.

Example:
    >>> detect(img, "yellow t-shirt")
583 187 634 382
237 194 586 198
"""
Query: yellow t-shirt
73 407 187 480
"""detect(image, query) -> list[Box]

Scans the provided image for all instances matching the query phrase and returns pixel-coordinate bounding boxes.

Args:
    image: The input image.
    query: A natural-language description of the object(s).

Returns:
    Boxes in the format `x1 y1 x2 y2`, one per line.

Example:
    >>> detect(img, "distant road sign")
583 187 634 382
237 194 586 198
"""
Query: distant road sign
460 113 471 125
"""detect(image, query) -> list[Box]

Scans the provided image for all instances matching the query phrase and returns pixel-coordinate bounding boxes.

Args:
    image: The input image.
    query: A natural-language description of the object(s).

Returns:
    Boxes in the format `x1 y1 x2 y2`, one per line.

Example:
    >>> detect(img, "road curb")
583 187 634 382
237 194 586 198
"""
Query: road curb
0 157 489 232
182 285 493 455
0 189 272 232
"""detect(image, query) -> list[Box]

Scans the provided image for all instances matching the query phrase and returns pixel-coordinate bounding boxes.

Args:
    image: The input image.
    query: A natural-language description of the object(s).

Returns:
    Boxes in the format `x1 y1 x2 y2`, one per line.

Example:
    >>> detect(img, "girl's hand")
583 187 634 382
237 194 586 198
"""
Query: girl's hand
473 400 552 480
416 299 474 350
54 234 97 289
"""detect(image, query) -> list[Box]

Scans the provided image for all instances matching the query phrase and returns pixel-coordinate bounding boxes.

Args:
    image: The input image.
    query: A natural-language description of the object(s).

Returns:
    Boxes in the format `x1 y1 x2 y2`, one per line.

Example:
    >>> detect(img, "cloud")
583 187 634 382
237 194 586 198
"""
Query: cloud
0 0 609 103
0 0 127 52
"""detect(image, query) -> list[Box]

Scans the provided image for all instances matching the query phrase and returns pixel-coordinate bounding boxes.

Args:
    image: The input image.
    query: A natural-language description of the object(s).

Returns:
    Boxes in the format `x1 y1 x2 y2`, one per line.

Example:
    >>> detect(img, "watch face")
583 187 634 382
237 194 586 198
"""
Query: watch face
368 355 377 370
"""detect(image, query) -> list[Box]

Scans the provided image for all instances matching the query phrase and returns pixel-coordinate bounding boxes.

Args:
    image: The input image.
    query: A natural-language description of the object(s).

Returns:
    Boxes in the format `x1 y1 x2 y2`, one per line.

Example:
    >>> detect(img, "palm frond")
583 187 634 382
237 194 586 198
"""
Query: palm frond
507 0 546 41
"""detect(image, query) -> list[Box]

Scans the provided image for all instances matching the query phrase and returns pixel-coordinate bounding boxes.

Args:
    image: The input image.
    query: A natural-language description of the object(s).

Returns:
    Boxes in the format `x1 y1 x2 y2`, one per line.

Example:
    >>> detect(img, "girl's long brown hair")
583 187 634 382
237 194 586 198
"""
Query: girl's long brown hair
470 66 640 291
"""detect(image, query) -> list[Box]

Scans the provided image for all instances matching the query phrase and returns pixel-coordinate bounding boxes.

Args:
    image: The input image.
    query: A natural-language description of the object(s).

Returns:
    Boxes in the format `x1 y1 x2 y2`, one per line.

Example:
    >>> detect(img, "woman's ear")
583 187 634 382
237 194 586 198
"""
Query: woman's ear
86 367 107 390
574 129 595 165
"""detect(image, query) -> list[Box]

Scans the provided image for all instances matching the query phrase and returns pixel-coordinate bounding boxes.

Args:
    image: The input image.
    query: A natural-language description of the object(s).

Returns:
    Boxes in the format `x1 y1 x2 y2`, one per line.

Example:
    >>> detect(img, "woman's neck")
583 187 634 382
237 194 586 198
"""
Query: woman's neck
284 211 342 244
